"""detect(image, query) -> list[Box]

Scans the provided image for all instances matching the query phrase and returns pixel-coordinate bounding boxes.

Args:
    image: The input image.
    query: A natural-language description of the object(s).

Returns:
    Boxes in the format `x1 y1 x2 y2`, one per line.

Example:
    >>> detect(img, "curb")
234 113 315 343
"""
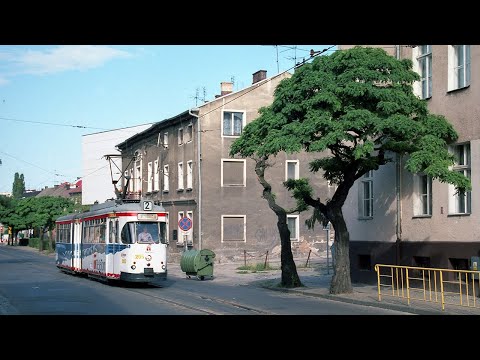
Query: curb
259 282 445 315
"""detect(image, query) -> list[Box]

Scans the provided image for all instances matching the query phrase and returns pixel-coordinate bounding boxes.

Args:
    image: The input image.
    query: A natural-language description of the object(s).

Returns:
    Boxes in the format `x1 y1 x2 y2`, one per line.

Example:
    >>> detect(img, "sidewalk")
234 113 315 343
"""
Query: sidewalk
176 259 480 315
9 243 480 315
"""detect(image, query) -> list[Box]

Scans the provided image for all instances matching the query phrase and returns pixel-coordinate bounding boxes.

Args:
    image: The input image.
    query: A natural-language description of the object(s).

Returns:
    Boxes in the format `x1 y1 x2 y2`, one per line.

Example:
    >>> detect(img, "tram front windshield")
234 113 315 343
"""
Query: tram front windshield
120 222 167 244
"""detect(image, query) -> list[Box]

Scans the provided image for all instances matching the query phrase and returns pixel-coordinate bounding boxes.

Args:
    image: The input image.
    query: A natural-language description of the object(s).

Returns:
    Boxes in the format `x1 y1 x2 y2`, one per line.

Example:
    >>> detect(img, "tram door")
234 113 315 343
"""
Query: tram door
109 218 119 276
73 220 82 272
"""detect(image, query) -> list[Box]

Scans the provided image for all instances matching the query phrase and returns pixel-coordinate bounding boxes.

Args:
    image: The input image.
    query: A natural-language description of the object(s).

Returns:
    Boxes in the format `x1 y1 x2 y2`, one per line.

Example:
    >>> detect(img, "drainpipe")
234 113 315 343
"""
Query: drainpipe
395 45 403 264
189 107 201 250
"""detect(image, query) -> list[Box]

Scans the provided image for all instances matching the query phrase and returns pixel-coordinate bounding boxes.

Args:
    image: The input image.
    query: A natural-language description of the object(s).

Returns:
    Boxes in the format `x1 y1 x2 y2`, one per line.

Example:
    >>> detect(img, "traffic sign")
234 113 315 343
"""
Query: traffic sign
178 217 192 232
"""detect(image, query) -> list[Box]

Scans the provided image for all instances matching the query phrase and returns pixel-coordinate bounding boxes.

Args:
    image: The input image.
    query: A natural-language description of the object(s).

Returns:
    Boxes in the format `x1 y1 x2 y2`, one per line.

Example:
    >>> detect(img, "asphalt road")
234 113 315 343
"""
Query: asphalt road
0 244 413 315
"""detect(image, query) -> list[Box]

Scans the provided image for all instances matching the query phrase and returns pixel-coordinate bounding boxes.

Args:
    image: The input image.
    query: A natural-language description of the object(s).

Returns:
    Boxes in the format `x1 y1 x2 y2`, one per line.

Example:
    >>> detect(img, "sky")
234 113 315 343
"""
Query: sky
0 45 335 194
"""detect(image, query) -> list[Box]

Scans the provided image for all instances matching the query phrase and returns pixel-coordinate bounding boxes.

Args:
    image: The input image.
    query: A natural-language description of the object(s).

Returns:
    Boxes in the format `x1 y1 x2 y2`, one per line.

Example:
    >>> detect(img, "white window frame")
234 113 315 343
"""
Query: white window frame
177 211 185 245
186 211 193 245
187 160 193 189
285 160 299 180
178 128 183 146
221 159 246 187
147 161 153 193
221 110 246 138
448 143 471 214
448 45 471 91
163 165 169 192
358 170 373 219
413 45 432 99
129 168 133 192
163 132 168 148
165 212 169 244
153 159 159 191
177 162 184 190
221 215 246 243
186 124 193 143
413 173 432 216
287 215 299 242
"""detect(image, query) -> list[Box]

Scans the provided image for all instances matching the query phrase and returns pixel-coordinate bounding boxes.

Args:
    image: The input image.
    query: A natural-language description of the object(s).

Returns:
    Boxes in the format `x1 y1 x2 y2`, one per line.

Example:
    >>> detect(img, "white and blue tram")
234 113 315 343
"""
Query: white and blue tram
55 199 168 283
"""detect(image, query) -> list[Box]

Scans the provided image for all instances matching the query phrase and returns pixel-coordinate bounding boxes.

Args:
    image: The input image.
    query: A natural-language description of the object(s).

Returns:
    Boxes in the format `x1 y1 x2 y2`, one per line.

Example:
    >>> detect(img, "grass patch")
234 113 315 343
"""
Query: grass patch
236 263 280 272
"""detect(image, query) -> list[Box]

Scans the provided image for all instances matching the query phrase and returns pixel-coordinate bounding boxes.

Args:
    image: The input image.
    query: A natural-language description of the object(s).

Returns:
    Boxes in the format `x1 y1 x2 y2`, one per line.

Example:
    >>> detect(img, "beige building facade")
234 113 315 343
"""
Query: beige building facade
116 70 332 262
339 45 479 282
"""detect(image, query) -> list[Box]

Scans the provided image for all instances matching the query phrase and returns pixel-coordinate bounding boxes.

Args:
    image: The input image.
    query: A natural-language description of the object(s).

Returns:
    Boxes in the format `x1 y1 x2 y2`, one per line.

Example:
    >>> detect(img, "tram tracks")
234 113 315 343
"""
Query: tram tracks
124 286 277 315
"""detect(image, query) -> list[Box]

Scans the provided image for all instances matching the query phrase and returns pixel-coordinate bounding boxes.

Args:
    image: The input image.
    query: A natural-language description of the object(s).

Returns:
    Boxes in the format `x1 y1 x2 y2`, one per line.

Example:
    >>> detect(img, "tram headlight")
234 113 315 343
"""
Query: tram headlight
161 264 166 270
131 265 136 270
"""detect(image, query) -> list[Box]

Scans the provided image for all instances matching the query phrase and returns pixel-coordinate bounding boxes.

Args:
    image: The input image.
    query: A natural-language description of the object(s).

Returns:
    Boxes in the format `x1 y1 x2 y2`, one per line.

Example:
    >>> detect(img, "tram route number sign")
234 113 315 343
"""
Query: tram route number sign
178 217 192 232
143 200 153 211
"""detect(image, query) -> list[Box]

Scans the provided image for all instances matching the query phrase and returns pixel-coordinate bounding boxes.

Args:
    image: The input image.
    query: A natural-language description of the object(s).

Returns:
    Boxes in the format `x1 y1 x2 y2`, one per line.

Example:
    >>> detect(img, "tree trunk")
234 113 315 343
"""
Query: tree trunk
329 209 353 294
39 229 44 252
48 230 53 252
278 216 302 288
254 157 303 288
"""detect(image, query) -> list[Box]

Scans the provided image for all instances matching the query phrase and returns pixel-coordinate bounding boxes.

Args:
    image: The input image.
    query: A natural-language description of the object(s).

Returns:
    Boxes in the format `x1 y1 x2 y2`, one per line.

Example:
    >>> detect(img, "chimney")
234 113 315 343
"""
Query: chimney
220 82 233 96
252 70 267 84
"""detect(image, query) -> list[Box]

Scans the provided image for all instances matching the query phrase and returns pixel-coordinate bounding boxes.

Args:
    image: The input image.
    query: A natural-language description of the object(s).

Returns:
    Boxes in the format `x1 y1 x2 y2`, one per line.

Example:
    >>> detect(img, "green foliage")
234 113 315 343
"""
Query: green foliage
0 196 75 233
231 46 470 195
12 173 25 199
27 237 51 251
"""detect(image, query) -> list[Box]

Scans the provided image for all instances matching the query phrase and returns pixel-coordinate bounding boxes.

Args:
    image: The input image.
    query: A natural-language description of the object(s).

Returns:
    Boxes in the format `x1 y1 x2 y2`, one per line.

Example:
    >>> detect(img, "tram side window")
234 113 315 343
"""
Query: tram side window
160 223 167 244
121 223 134 244
109 220 117 243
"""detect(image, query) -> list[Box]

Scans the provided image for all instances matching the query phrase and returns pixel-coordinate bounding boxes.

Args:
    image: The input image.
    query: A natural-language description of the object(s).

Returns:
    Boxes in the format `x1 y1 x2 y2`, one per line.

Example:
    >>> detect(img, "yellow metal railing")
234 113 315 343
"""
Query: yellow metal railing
374 264 480 311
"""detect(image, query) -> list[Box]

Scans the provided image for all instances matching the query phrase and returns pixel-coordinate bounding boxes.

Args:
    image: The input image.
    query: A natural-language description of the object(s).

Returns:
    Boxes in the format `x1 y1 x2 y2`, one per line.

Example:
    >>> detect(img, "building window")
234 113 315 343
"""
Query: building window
163 165 169 192
186 211 193 245
178 162 184 190
222 111 245 137
177 211 185 245
165 212 169 244
147 162 153 193
186 160 193 189
448 45 471 91
134 154 141 193
186 124 193 143
129 168 133 192
413 174 432 216
178 128 184 145
449 258 469 281
221 215 246 242
358 170 373 219
153 159 159 191
448 143 471 214
124 170 128 190
358 255 372 271
286 160 299 180
221 159 246 187
287 215 299 241
163 132 168 148
416 45 432 99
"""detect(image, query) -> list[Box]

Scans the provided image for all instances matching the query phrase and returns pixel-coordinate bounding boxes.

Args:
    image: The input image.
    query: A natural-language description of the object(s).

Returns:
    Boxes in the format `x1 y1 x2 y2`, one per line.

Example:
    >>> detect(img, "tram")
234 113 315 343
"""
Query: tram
55 198 168 284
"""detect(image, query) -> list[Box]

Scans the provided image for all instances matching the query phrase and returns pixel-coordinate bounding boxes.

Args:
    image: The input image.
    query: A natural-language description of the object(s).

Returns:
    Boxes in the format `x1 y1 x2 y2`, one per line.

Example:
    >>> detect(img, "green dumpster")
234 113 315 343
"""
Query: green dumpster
180 249 216 280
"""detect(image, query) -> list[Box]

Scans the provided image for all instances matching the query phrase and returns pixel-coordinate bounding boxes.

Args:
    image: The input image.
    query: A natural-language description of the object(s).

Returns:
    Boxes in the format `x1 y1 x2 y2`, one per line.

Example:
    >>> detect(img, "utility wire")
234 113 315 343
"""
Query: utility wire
197 45 336 121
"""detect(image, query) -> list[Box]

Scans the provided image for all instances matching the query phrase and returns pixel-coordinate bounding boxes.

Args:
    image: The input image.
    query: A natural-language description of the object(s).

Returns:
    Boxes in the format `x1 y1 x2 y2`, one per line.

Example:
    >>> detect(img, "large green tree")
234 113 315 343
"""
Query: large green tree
12 172 25 199
0 196 74 250
0 195 18 245
230 46 470 294
20 196 75 251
